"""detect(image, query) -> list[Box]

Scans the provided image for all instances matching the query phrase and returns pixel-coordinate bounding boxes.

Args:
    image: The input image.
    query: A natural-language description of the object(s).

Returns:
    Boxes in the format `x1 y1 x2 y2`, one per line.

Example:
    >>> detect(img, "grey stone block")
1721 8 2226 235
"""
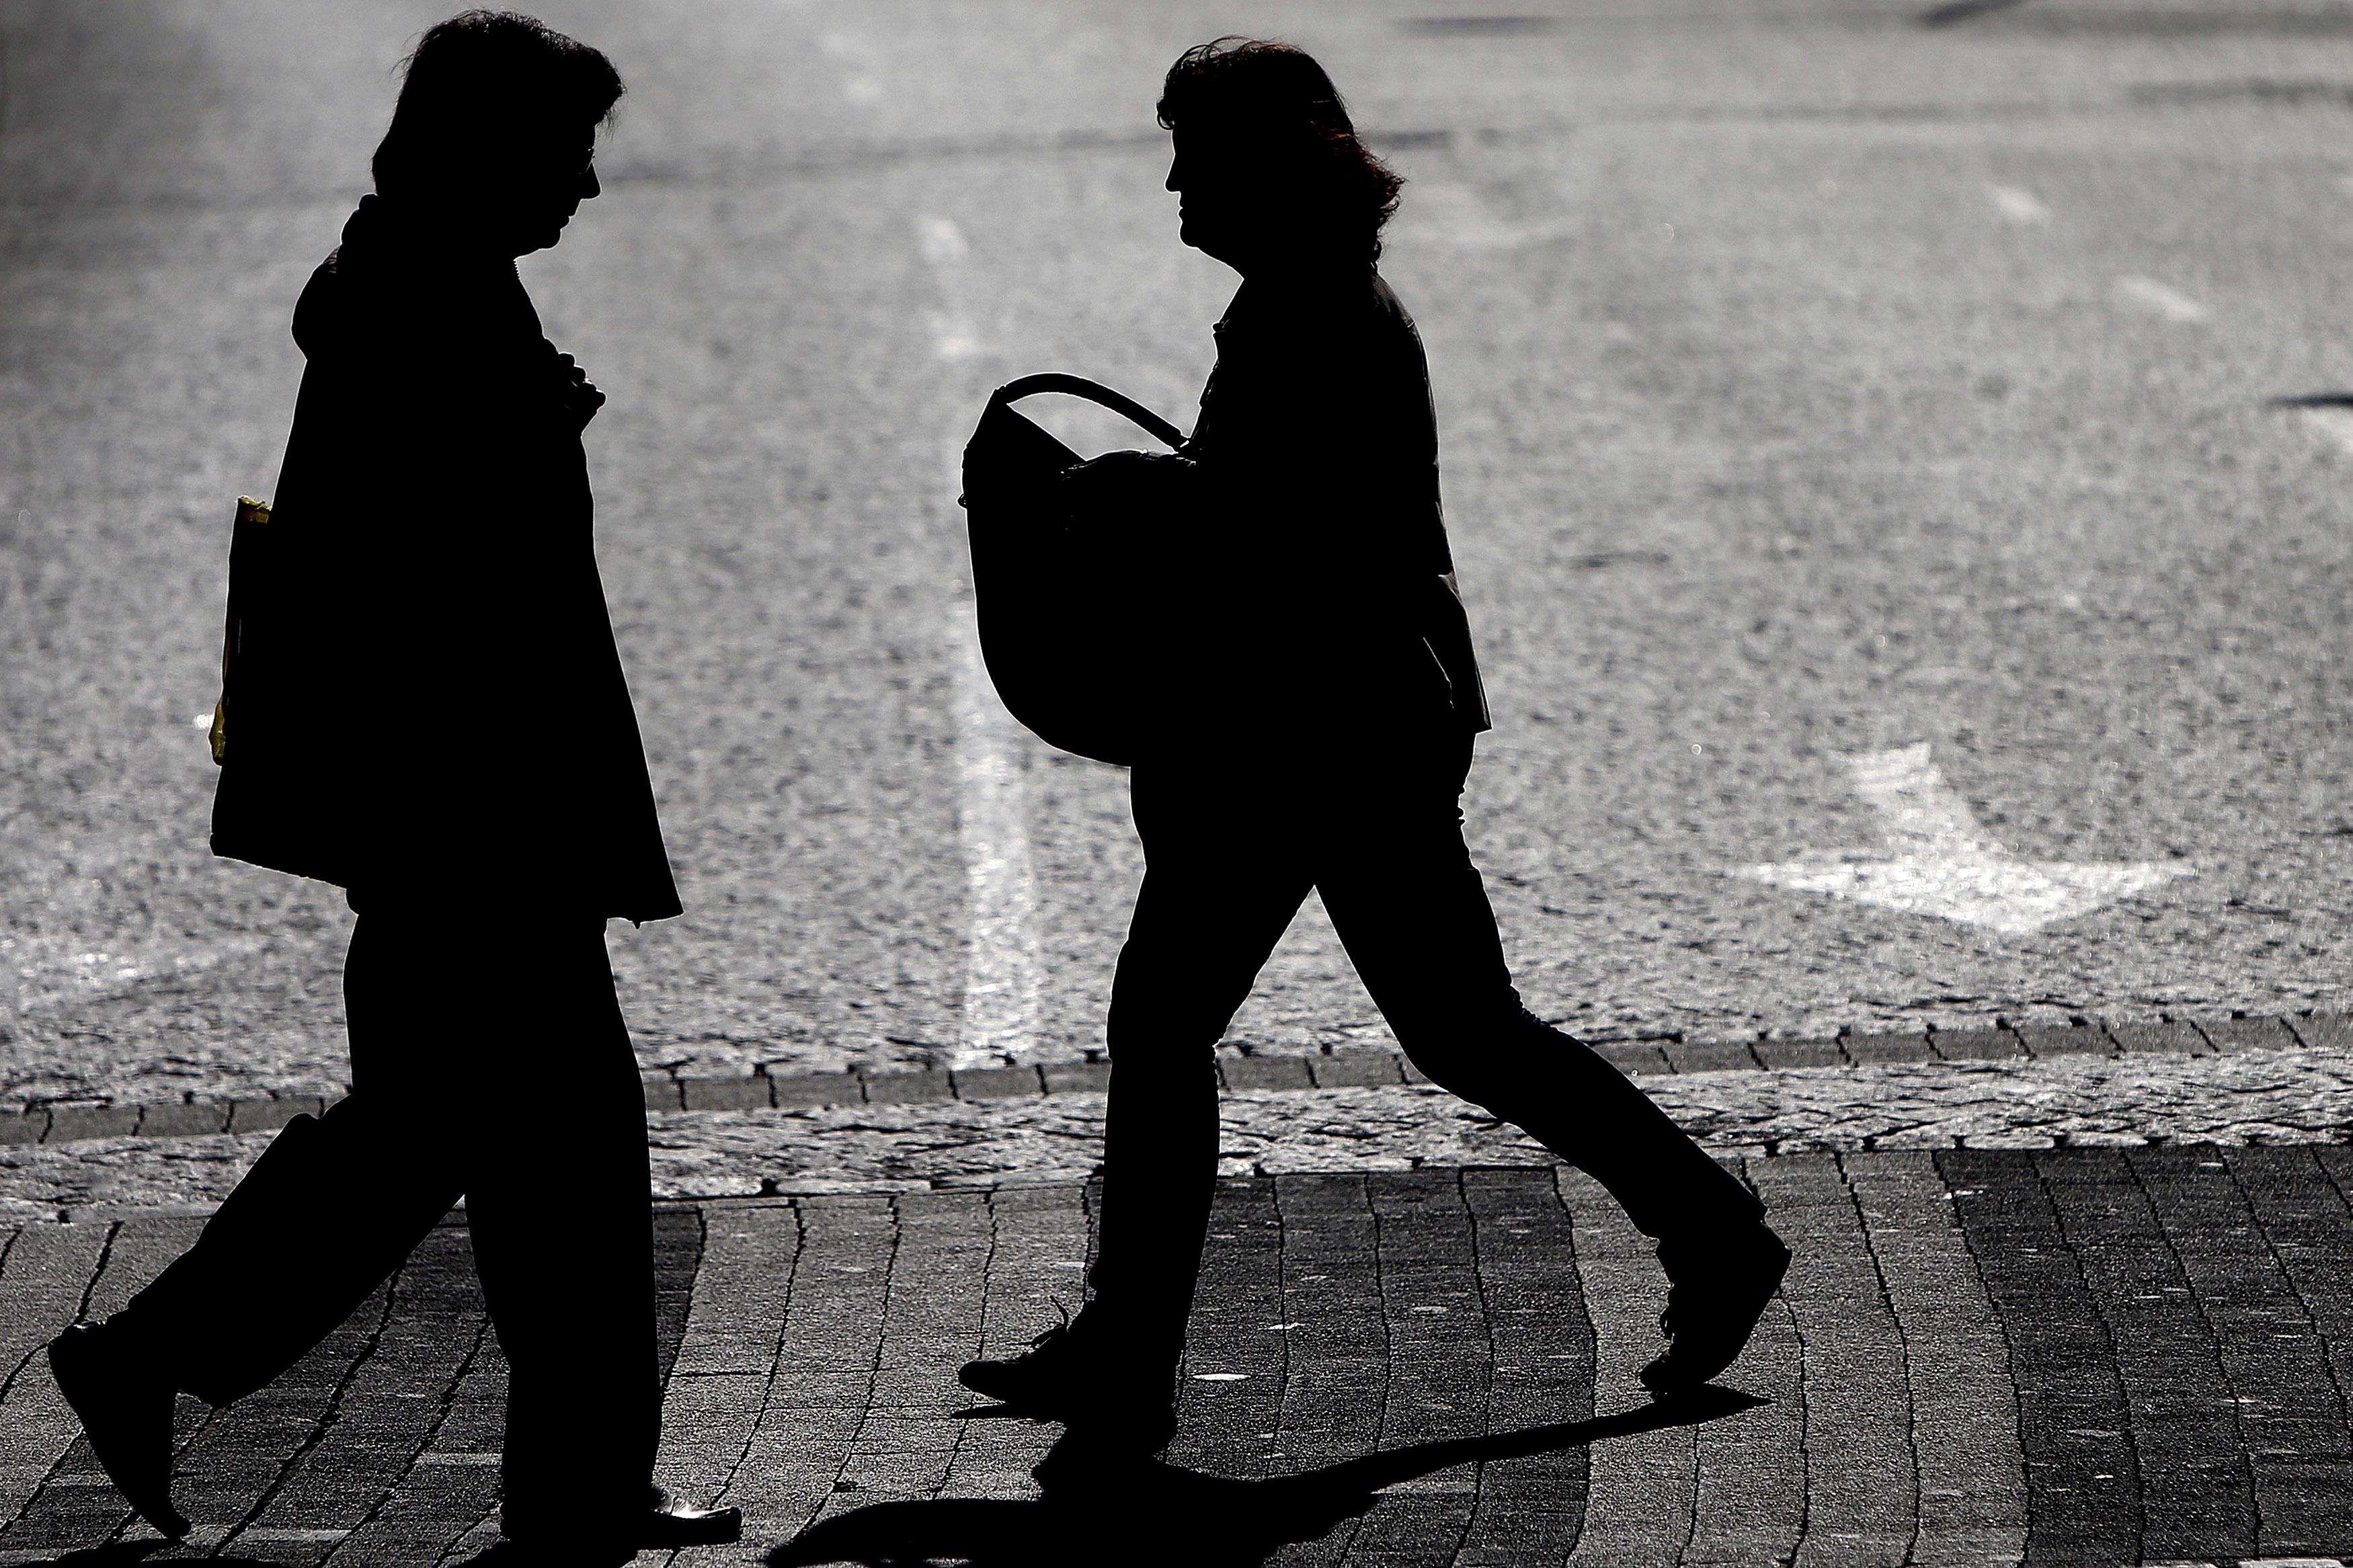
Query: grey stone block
1929 1029 2026 1062
0 1108 48 1145
1661 1040 1760 1073
1591 1042 1673 1075
1843 1031 1932 1065
1309 1053 1405 1088
860 1070 951 1104
681 1075 772 1112
2288 1013 2353 1051
769 1073 864 1108
2194 1016 2299 1053
1222 1056 1314 1091
1753 1039 1844 1070
43 1104 143 1143
2107 1021 2212 1056
2012 1024 2112 1059
949 1066 1045 1100
1040 1062 1113 1095
137 1101 232 1137
227 1098 313 1134
641 1072 682 1112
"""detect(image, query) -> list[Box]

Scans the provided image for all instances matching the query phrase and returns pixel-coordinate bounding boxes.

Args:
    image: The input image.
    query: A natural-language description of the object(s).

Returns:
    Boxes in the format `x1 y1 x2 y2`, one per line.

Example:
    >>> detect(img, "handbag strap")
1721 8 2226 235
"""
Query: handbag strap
988 372 1187 451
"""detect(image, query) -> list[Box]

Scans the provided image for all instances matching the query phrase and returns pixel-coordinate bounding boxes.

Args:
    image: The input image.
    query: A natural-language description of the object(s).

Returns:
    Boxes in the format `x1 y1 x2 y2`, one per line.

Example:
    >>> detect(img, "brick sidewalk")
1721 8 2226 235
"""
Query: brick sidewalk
6 1152 2353 1567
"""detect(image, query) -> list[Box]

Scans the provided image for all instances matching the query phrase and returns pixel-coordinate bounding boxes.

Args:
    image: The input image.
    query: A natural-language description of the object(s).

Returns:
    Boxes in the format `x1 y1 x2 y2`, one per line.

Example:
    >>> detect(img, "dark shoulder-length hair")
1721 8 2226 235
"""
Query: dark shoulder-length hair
372 9 625 202
1155 38 1404 264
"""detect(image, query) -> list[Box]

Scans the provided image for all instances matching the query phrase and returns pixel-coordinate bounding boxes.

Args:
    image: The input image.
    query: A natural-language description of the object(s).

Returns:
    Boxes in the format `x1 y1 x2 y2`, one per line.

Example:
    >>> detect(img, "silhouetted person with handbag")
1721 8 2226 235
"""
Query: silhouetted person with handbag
960 38 1790 1452
45 13 731 1561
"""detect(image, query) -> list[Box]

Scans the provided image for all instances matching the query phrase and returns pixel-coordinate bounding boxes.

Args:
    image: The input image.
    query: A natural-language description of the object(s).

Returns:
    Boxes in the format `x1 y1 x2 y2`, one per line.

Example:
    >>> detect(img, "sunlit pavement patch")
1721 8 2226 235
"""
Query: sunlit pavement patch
1738 743 2191 935
18 1048 2353 1214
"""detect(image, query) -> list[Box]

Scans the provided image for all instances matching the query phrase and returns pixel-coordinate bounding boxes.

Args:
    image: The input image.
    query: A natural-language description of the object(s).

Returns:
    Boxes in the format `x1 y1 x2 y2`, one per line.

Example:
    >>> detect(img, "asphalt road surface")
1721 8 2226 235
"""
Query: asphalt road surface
6 0 2353 1104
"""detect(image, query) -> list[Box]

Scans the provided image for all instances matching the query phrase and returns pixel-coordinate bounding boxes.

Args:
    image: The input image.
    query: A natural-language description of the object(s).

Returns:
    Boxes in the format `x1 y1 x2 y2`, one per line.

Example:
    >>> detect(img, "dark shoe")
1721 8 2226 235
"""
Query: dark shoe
46 1323 190 1540
958 1318 1177 1454
641 1485 740 1547
958 1317 1087 1409
1639 1223 1792 1398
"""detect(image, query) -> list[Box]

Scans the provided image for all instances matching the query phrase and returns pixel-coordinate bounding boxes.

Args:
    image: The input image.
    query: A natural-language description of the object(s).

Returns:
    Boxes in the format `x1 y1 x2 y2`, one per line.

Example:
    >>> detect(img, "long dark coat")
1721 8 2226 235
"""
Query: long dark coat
210 197 681 921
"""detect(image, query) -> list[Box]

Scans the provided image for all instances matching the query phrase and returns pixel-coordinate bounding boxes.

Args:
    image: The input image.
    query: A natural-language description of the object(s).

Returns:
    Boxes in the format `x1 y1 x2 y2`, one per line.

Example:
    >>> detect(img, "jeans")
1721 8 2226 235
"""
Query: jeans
1086 727 1763 1350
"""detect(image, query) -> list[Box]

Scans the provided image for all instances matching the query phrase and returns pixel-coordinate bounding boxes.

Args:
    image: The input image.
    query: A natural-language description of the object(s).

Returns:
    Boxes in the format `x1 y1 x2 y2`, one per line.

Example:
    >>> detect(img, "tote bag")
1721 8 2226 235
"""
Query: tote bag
959 373 1187 767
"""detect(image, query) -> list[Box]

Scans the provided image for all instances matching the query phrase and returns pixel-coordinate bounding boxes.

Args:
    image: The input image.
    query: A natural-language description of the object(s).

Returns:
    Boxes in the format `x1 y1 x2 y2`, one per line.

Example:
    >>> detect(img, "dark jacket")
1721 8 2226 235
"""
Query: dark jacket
210 197 681 921
1107 267 1488 747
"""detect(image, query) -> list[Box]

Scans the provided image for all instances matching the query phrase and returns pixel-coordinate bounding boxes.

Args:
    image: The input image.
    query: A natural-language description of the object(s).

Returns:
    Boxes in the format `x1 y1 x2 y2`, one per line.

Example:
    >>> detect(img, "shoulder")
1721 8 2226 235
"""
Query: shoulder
1367 273 1417 333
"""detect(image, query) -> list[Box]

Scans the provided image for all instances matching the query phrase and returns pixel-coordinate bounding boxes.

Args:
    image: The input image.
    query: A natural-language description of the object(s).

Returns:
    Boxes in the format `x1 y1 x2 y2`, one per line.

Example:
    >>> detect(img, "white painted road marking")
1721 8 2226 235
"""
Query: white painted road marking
943 466 1043 1071
914 216 1044 1069
916 217 983 362
1985 183 2051 224
2297 405 2353 456
2114 274 2210 323
1737 743 2190 935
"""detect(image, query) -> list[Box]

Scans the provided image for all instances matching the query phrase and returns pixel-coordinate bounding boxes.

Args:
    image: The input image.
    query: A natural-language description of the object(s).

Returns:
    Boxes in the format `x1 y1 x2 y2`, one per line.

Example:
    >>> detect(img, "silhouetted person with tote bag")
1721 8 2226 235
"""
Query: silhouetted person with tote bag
44 13 731 1561
961 38 1790 1453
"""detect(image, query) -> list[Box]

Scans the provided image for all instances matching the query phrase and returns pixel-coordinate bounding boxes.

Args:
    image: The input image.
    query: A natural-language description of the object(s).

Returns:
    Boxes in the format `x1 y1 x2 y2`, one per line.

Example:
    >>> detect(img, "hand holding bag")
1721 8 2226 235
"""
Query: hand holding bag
959 374 1187 767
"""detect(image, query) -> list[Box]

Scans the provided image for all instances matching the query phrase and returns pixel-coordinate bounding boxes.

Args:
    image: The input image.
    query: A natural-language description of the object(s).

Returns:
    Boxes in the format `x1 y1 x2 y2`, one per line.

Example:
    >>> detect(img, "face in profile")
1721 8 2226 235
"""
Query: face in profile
500 128 602 255
1165 121 1297 270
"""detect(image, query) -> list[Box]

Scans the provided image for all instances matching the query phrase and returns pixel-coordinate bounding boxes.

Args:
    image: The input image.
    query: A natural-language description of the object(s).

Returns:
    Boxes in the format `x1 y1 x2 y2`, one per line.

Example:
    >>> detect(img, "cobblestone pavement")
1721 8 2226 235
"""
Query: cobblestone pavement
13 1038 2353 1219
8 1153 2353 1567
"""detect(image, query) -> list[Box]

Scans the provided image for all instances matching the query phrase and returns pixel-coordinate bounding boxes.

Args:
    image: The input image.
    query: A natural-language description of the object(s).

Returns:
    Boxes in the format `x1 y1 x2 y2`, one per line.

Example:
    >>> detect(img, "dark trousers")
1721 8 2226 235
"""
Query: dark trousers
1086 728 1763 1350
110 911 656 1542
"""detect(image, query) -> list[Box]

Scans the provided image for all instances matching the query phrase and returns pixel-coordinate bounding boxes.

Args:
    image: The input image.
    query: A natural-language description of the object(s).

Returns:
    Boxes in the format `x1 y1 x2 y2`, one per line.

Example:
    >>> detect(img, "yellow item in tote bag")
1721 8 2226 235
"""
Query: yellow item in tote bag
209 495 271 765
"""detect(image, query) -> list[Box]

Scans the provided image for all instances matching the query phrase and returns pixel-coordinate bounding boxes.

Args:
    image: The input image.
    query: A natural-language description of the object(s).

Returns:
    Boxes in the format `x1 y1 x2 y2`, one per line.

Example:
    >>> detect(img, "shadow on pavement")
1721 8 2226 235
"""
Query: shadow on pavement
770 1386 1765 1568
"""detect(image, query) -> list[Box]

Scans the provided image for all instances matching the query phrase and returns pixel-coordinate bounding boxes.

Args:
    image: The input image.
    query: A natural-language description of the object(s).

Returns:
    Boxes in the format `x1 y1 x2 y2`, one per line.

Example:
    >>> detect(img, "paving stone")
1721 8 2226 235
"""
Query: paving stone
1841 1032 1933 1065
1750 1160 1915 1568
41 1105 142 1143
136 1101 232 1137
2109 1021 2215 1056
680 1075 772 1112
227 1098 317 1134
0 1112 44 1147
2289 1014 2353 1052
858 1070 951 1106
2196 1018 2303 1053
1940 1149 2143 1568
1586 1042 1671 1076
947 1066 1044 1100
1661 1040 1759 1073
1928 1028 2027 1063
1751 1039 1843 1071
641 1072 683 1112
1222 1056 1316 1092
13 1146 2353 1563
2012 1024 2114 1059
1307 1053 1405 1089
769 1072 866 1109
1039 1062 1113 1096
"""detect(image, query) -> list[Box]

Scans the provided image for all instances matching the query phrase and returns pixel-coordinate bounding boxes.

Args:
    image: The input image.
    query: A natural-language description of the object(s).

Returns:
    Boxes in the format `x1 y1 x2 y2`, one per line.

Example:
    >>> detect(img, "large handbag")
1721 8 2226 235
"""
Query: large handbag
960 372 1187 767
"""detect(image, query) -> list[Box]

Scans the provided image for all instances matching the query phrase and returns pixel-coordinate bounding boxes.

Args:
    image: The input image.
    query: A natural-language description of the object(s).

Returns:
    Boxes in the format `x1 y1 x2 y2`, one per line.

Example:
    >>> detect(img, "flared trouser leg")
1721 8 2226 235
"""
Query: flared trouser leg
106 911 656 1542
1084 781 1315 1356
1086 734 1763 1352
1316 848 1761 1239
